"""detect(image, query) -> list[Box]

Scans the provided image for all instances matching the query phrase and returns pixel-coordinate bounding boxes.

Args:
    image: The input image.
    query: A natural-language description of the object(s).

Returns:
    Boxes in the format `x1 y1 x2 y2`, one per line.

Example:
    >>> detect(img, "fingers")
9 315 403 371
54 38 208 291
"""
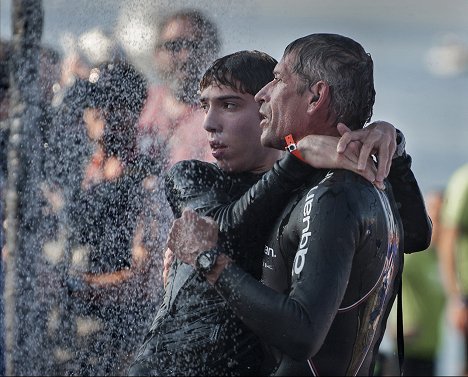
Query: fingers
357 142 373 172
335 122 395 190
164 248 174 268
373 179 386 191
166 220 181 252
181 207 198 223
368 120 396 180
163 248 173 287
375 146 390 182
337 122 351 136
336 123 354 153
351 158 376 183
167 208 219 253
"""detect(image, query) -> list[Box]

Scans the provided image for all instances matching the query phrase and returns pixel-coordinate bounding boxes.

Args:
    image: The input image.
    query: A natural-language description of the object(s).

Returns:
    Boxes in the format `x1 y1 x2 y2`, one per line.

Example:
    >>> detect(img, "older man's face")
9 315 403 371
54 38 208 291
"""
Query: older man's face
255 53 311 150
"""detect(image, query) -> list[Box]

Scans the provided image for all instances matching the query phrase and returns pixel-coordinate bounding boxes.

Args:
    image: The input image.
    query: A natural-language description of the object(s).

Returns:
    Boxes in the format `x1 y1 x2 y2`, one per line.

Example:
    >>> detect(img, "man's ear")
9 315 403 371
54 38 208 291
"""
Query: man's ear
308 80 330 113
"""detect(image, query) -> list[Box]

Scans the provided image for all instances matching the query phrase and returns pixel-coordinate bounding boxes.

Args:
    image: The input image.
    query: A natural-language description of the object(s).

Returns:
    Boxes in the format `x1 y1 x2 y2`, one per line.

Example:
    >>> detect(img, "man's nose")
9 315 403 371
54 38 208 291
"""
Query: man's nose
255 81 271 103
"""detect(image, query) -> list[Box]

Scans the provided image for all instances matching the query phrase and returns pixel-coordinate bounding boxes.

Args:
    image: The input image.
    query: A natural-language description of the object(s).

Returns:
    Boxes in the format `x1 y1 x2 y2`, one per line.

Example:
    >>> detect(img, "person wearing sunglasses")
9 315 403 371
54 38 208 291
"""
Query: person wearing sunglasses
137 8 220 168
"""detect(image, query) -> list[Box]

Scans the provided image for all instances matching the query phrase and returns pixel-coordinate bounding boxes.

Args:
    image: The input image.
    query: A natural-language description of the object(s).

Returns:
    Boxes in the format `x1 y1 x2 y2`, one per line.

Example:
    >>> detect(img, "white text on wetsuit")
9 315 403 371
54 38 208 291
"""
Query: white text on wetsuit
264 246 276 257
294 188 315 275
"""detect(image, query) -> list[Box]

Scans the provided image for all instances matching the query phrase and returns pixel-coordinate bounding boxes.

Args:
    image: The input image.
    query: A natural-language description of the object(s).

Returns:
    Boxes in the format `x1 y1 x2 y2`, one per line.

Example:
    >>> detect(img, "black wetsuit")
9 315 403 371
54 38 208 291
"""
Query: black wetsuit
216 168 403 375
129 152 430 376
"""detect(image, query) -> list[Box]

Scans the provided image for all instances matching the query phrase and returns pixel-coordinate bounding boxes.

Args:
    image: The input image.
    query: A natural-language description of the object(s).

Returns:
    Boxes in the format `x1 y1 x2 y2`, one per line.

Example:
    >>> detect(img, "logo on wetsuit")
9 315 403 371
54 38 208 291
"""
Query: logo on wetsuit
293 188 315 275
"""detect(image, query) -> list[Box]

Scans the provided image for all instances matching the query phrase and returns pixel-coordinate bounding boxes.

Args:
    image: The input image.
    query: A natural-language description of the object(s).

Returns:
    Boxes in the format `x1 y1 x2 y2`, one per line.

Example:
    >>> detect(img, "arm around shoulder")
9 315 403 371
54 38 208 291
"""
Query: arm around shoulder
388 133 432 252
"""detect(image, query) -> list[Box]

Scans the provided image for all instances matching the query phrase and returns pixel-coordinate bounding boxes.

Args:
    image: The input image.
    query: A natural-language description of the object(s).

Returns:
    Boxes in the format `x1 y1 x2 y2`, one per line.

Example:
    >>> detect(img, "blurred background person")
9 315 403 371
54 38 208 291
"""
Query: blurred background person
137 8 220 167
43 61 162 375
400 190 446 376
52 27 127 108
439 162 468 376
42 28 130 269
376 190 446 376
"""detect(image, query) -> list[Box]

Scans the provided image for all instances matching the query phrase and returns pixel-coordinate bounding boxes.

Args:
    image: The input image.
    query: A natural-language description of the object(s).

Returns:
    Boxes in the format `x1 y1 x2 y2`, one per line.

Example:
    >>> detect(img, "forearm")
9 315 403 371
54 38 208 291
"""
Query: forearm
83 269 133 286
212 263 327 360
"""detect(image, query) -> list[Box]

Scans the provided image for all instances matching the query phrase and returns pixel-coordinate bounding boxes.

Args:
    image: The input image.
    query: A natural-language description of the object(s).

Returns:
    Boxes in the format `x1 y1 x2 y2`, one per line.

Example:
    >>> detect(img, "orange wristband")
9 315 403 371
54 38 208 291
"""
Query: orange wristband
285 134 306 162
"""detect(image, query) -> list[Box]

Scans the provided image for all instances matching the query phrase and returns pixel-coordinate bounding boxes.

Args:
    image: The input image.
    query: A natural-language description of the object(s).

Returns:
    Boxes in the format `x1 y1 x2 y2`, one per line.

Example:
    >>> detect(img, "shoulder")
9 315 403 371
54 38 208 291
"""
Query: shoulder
315 170 374 197
302 170 382 217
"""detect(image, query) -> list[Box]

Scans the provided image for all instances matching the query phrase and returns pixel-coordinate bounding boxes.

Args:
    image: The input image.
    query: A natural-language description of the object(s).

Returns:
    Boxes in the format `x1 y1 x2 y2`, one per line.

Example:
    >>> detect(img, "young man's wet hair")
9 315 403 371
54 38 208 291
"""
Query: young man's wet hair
200 50 277 96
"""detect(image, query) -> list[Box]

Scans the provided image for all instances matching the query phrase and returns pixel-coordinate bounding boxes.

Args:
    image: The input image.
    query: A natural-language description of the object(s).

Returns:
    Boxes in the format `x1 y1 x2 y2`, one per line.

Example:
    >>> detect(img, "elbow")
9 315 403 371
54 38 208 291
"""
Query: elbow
280 330 323 361
284 339 321 362
288 344 320 361
405 217 433 253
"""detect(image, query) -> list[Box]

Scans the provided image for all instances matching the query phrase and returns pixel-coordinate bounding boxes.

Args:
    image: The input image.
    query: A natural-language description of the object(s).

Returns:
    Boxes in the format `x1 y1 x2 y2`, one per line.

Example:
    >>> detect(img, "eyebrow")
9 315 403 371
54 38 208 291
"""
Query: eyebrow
199 94 244 102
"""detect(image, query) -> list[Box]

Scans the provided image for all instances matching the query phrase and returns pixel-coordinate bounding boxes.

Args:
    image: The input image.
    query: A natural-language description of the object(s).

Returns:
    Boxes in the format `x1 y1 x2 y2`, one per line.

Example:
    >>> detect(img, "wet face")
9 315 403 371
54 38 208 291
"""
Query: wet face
255 53 311 150
200 84 281 174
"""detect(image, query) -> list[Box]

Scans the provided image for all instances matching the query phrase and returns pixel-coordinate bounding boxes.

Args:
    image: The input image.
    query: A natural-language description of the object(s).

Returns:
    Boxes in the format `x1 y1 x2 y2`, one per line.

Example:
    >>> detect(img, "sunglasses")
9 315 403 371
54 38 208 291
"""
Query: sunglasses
156 38 199 53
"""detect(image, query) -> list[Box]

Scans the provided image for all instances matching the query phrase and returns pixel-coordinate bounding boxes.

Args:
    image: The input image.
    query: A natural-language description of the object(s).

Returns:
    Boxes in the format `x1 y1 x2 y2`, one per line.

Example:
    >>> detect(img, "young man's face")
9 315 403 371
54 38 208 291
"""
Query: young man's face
200 84 281 174
255 53 311 149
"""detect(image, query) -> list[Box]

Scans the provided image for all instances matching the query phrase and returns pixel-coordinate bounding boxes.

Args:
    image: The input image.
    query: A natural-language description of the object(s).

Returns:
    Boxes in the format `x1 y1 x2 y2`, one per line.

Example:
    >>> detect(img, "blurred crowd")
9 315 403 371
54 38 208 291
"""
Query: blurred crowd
1 6 468 377
1 8 218 376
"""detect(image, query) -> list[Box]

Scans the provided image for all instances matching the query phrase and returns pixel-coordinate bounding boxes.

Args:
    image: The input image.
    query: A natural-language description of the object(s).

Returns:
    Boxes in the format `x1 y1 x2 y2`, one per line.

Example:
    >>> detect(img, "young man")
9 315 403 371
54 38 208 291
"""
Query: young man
169 35 431 375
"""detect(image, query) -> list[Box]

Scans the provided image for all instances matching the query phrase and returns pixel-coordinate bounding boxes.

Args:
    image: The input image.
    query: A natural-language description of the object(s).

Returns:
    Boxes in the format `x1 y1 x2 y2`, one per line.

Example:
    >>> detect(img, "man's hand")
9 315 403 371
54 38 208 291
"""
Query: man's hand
167 208 219 266
336 121 397 187
297 133 378 186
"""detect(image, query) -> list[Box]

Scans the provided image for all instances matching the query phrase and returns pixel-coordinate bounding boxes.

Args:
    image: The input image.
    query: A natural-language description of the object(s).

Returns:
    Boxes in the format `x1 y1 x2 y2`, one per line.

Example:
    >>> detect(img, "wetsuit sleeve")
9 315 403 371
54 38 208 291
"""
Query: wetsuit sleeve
165 154 316 237
214 184 360 360
388 152 432 253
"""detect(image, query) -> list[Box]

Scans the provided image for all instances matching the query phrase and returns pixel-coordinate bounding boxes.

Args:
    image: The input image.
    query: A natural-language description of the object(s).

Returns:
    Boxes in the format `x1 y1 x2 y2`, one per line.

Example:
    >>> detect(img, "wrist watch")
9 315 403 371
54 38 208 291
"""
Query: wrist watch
195 248 219 274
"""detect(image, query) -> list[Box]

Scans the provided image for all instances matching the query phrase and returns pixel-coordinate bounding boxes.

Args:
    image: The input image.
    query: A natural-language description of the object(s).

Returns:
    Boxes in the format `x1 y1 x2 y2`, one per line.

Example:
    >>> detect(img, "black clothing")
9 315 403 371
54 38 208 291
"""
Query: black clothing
388 152 431 253
216 169 403 375
129 154 318 376
66 164 161 375
69 174 143 273
130 153 430 376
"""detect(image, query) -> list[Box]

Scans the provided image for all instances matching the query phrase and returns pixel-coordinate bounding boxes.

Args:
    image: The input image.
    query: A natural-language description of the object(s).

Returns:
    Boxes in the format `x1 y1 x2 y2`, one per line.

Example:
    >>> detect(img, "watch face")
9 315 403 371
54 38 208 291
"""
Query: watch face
198 253 212 269
196 250 217 273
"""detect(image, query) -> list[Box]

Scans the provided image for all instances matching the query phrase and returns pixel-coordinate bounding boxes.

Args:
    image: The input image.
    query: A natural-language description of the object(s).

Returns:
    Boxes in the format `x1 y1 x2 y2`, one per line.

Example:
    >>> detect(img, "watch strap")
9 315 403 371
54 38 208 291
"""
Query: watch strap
285 134 306 162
